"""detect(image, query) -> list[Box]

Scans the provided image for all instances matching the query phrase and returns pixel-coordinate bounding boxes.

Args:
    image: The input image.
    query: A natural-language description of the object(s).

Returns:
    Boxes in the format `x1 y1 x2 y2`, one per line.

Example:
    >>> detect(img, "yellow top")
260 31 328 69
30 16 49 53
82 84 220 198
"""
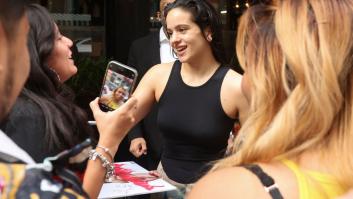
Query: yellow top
281 159 345 199
107 99 119 110
105 98 124 110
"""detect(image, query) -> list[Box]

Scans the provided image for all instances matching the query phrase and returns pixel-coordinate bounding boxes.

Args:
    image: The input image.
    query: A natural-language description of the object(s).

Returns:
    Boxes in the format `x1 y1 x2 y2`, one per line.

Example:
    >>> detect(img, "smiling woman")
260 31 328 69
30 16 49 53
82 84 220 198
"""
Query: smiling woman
81 0 248 197
46 24 77 82
1 4 92 166
164 0 225 64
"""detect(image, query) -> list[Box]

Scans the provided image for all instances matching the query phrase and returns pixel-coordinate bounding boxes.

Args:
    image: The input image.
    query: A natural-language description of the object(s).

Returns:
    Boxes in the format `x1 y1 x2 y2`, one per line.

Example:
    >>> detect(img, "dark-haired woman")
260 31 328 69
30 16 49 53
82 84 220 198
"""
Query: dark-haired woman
102 0 248 192
2 4 92 165
82 0 248 197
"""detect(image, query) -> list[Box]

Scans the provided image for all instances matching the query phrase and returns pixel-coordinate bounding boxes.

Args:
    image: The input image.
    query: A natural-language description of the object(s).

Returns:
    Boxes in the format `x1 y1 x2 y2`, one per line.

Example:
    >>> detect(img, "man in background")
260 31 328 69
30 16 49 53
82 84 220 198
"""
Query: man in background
127 0 176 170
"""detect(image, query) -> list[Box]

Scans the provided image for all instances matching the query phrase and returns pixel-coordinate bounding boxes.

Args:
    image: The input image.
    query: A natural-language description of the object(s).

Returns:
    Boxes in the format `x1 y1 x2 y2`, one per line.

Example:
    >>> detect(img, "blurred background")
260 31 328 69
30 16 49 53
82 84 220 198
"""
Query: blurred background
30 0 255 65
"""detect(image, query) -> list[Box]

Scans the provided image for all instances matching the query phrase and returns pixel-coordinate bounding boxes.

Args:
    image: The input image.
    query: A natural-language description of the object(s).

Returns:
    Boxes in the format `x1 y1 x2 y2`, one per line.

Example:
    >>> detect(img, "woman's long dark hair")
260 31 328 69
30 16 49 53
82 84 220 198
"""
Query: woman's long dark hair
163 0 226 64
24 4 92 150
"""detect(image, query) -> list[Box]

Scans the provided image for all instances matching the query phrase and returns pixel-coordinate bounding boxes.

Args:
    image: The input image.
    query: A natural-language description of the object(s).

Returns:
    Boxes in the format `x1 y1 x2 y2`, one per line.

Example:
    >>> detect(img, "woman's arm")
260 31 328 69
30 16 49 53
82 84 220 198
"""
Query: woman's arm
82 63 172 198
130 62 173 122
220 70 249 124
83 97 137 198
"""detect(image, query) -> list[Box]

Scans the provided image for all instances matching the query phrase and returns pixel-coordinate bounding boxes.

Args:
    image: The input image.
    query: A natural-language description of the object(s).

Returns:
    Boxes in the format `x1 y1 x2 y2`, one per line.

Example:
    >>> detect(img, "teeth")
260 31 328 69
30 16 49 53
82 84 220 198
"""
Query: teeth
176 47 186 52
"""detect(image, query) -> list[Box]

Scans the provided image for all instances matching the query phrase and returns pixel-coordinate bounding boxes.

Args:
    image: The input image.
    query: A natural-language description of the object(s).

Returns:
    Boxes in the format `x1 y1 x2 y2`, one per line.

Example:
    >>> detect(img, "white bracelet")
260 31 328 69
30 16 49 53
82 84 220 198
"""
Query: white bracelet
96 145 114 159
88 149 115 181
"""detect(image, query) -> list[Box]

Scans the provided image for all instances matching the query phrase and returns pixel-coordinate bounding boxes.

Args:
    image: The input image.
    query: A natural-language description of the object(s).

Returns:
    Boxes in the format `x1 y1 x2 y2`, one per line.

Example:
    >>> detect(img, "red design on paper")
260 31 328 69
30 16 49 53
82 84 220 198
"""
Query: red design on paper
114 163 157 190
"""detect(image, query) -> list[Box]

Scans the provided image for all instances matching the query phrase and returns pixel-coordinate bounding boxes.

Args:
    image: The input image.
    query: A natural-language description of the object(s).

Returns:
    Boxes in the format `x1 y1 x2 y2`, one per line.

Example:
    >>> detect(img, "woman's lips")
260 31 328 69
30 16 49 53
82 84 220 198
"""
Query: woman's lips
175 46 187 57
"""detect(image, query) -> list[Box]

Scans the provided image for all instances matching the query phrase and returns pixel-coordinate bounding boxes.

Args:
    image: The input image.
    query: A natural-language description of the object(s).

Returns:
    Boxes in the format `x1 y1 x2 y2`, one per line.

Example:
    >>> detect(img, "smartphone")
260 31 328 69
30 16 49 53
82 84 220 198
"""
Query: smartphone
99 61 138 111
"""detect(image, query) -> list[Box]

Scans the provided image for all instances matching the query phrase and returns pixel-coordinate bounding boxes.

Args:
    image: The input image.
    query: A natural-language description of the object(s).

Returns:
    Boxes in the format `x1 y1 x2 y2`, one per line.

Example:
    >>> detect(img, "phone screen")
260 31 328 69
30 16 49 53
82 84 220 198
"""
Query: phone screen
99 61 137 111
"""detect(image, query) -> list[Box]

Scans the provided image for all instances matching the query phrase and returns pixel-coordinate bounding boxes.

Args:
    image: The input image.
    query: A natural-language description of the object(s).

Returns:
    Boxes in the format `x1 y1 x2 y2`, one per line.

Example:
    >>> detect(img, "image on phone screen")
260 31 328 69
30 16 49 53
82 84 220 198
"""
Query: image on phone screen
99 61 137 111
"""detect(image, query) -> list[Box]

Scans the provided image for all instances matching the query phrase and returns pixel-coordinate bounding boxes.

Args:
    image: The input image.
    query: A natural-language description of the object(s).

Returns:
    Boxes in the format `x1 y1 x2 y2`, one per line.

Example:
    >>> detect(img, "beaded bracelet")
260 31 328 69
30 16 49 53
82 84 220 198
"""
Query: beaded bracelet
88 149 115 181
96 145 114 160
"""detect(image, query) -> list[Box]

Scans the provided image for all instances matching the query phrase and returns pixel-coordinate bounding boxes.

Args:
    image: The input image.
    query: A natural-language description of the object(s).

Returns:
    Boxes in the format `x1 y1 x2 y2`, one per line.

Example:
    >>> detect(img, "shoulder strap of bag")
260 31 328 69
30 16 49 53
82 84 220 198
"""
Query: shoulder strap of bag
243 164 284 199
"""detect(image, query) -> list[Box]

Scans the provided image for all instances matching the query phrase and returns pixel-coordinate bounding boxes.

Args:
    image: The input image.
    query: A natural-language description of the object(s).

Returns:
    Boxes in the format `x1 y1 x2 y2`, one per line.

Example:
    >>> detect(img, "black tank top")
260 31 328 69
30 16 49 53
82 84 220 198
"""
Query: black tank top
157 60 235 183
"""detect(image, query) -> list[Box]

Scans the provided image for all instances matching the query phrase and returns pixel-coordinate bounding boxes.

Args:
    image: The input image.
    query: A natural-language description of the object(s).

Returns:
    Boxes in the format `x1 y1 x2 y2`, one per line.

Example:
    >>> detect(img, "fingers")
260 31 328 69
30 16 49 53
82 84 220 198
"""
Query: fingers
141 141 147 155
134 153 141 158
132 173 158 181
89 98 102 119
130 143 147 158
129 138 147 157
129 143 142 157
148 170 161 178
129 144 139 156
132 149 143 158
135 145 145 157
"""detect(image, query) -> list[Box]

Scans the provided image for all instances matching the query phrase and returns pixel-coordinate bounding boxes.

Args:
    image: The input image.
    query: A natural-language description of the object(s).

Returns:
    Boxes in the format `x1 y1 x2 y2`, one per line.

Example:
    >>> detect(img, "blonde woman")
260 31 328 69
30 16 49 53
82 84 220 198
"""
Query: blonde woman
188 0 353 198
99 86 127 109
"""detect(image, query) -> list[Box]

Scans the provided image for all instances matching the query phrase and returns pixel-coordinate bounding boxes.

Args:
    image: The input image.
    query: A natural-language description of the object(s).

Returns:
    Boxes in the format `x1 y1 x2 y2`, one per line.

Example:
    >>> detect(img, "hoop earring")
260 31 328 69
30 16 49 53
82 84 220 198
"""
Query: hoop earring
49 68 61 82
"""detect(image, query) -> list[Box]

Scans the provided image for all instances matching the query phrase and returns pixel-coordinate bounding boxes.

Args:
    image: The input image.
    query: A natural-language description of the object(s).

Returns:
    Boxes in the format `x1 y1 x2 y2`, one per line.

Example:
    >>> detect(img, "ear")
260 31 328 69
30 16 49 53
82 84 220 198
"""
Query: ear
204 27 212 42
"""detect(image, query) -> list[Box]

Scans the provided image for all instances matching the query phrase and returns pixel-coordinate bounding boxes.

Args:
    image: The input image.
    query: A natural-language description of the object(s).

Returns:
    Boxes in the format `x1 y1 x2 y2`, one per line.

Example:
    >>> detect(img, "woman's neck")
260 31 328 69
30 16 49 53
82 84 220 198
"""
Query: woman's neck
182 52 220 75
180 55 220 86
293 148 332 174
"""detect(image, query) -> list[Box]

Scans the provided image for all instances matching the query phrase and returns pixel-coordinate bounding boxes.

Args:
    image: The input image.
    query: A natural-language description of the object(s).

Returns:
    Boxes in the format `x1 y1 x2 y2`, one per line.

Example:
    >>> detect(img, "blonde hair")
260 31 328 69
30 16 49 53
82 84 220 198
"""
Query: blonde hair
214 0 353 188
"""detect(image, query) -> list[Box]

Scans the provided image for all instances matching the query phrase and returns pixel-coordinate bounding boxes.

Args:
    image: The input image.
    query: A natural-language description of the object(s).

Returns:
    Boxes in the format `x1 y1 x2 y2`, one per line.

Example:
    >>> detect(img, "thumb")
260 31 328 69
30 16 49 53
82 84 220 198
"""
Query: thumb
141 142 147 155
90 97 103 118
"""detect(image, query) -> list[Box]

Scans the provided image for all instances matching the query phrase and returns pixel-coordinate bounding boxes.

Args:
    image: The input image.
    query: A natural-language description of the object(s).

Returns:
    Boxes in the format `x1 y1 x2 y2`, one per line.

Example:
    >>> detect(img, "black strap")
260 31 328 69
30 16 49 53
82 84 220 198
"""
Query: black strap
243 164 284 199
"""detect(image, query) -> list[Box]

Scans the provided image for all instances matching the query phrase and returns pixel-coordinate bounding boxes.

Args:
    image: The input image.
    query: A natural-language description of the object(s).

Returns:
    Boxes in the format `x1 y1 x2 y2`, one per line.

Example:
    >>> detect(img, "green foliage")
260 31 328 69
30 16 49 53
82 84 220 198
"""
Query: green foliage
66 57 107 114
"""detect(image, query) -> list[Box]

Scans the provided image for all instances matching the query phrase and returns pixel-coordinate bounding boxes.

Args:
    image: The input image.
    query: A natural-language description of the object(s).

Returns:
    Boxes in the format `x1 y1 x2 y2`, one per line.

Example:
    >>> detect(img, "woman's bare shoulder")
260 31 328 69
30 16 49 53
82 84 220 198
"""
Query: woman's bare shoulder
148 62 174 76
224 69 243 88
187 166 270 199
220 69 248 121
137 62 174 100
222 69 244 102
137 62 174 86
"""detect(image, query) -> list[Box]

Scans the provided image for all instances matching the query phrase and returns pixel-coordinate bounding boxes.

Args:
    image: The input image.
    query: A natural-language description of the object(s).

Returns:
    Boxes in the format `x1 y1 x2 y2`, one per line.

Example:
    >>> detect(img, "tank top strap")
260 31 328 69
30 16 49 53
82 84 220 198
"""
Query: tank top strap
167 60 182 85
243 164 284 199
170 60 182 76
211 65 230 81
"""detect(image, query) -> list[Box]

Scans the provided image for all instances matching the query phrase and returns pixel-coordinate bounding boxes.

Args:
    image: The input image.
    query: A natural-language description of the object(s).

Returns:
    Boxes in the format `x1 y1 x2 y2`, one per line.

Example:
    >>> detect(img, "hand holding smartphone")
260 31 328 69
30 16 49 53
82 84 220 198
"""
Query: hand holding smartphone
99 61 138 111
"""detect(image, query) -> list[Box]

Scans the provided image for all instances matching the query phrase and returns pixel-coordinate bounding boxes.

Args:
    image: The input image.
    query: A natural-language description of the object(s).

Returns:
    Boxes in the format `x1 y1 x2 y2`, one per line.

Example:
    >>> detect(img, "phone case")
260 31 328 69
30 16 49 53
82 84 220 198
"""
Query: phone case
99 61 138 111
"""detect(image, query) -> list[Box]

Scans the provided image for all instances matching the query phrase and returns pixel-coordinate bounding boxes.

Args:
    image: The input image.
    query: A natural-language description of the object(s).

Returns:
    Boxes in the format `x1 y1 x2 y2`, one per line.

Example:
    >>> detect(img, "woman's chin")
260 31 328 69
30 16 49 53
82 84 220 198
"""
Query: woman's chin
70 65 78 76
